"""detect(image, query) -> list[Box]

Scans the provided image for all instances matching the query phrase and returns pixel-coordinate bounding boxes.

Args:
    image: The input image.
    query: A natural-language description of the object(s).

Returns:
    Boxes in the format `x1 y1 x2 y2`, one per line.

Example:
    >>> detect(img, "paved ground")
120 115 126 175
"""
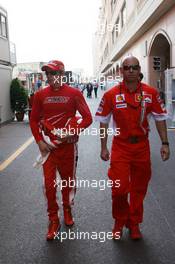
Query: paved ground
0 89 175 264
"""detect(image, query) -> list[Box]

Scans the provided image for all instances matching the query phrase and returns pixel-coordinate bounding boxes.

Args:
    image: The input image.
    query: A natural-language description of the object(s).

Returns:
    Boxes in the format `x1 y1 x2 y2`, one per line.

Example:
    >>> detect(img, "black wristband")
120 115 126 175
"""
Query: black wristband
162 142 169 146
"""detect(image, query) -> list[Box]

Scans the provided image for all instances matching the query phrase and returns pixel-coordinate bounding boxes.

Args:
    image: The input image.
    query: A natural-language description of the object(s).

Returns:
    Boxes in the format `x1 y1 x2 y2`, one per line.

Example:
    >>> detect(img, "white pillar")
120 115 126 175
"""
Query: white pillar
171 44 175 67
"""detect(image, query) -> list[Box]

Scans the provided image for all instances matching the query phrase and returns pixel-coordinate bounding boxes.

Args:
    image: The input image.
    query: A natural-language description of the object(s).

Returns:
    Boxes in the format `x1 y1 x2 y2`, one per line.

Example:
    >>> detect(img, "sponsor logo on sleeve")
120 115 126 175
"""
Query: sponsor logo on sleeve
100 98 105 106
97 106 103 113
97 98 105 113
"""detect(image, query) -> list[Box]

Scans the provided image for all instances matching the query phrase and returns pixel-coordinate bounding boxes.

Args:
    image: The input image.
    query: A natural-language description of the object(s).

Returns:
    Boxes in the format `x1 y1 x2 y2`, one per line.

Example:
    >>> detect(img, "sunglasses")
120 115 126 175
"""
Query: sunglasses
123 65 140 71
46 70 64 76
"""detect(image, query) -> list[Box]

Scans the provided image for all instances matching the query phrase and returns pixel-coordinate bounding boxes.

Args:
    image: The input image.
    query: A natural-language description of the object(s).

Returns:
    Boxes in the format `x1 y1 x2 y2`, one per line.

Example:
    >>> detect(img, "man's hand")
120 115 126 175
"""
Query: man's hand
57 134 79 144
66 134 79 144
160 145 170 161
101 148 110 161
38 140 53 157
155 120 170 161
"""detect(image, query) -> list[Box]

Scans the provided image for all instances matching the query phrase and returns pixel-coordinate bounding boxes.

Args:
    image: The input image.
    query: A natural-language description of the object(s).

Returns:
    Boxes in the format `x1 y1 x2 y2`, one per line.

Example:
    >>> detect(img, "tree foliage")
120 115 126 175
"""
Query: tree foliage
10 78 28 113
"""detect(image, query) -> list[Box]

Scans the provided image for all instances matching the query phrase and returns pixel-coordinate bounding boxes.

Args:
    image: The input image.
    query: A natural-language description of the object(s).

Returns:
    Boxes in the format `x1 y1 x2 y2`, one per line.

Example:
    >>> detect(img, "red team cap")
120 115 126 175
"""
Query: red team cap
41 60 65 71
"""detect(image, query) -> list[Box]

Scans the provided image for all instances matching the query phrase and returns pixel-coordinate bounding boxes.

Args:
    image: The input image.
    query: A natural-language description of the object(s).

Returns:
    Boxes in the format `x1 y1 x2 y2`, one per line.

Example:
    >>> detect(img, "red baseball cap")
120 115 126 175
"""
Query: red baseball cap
41 60 65 71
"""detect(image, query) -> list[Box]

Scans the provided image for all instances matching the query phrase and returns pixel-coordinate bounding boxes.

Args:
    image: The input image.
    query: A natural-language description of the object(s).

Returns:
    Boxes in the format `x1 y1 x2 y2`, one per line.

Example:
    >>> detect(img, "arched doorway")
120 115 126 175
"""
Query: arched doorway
148 32 171 96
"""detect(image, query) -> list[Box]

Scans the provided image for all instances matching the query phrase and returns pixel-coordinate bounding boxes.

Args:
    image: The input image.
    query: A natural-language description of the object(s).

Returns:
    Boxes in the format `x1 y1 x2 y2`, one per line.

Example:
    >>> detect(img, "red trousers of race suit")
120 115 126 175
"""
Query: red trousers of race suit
42 143 78 221
108 138 151 225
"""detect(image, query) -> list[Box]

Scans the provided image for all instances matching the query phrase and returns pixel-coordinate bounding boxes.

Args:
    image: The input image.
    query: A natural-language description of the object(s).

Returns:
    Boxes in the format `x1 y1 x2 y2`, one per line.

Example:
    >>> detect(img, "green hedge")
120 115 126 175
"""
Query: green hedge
10 78 28 113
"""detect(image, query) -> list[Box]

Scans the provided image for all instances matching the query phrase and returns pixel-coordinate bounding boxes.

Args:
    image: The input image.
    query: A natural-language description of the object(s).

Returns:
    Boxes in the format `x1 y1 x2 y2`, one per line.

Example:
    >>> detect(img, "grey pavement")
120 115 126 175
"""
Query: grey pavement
0 89 175 264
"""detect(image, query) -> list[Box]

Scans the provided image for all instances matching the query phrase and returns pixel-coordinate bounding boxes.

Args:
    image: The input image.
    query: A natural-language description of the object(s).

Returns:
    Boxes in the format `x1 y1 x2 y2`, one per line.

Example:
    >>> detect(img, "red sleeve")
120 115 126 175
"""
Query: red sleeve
75 91 92 131
95 92 112 123
150 89 167 121
29 92 43 142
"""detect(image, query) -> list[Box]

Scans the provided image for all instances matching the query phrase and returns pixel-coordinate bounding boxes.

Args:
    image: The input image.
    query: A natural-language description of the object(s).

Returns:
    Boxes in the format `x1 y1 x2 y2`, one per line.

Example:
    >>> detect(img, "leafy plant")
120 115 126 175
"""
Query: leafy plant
10 78 28 113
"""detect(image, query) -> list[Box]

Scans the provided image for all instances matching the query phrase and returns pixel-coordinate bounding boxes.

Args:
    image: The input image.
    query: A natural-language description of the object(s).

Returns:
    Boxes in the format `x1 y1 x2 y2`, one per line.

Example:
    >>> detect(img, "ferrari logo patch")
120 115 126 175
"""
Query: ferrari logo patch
135 94 143 102
135 93 152 103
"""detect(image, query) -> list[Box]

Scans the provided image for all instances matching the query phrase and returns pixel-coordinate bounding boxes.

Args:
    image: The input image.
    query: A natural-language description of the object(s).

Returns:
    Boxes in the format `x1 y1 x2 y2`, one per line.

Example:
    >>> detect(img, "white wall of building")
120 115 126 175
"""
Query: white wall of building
0 5 13 123
94 0 175 85
0 65 12 122
108 5 175 83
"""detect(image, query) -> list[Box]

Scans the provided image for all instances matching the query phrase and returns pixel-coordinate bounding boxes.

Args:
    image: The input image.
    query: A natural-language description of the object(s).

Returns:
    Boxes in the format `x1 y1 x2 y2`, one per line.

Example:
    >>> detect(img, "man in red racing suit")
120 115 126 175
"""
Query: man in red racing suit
30 60 92 240
95 56 170 240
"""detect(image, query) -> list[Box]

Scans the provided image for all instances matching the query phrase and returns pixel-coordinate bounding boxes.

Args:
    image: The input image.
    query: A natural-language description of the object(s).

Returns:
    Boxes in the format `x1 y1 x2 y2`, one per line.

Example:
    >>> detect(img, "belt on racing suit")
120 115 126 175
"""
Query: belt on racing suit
116 135 148 144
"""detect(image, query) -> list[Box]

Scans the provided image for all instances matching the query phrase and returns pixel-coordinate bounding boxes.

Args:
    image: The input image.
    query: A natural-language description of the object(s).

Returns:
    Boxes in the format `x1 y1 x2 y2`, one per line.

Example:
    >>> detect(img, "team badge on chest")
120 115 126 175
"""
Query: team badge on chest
116 94 125 103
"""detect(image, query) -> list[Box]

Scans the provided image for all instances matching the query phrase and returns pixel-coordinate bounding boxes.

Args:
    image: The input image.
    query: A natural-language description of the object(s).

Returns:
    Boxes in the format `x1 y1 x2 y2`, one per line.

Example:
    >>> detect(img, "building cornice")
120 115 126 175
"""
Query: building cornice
110 0 175 62
100 0 175 74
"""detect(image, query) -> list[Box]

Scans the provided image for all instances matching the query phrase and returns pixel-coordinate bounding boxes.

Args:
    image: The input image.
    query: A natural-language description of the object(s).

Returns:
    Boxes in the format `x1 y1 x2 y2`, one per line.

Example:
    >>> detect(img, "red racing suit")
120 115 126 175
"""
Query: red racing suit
95 81 167 225
30 84 92 221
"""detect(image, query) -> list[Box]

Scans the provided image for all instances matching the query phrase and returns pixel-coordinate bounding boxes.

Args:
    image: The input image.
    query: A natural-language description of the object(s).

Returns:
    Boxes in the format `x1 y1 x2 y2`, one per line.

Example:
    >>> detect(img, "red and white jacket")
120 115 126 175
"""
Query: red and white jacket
30 84 92 143
95 81 167 140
